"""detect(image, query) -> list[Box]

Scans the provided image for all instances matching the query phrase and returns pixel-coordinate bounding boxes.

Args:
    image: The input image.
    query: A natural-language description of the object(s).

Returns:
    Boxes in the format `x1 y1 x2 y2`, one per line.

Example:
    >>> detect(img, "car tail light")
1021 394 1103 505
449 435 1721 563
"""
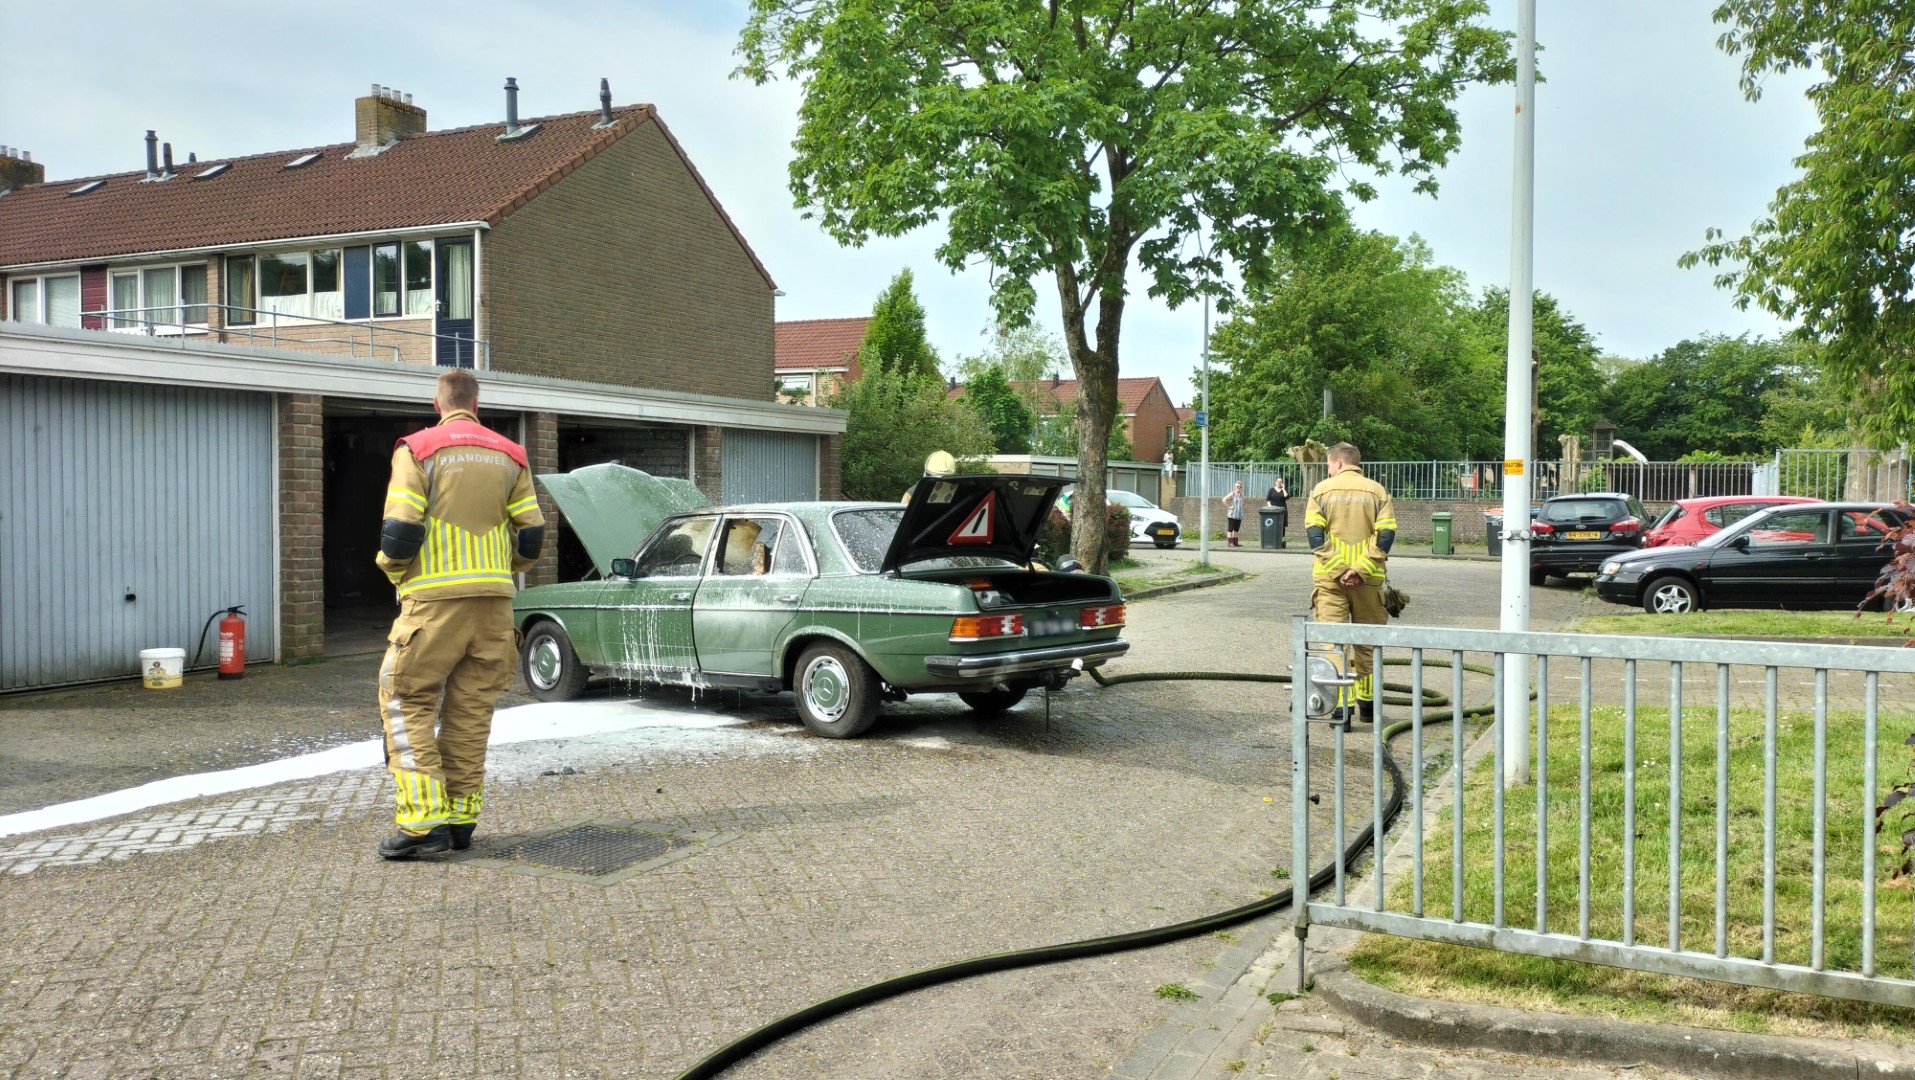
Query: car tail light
1079 604 1126 629
1530 521 1555 535
949 614 1024 642
1611 517 1641 535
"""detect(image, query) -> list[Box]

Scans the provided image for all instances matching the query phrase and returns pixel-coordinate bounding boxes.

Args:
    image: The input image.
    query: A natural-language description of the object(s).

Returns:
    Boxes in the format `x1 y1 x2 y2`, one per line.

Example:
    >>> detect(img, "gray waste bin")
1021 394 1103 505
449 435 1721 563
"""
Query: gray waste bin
1431 512 1454 555
1485 512 1503 557
1260 507 1287 549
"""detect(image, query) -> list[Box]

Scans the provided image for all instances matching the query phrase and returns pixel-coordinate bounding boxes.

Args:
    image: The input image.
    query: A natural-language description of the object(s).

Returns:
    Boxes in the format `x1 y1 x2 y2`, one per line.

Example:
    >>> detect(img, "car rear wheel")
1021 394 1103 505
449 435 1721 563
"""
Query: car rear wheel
521 621 588 702
1643 576 1699 615
1530 568 1549 586
958 685 1030 716
794 642 880 739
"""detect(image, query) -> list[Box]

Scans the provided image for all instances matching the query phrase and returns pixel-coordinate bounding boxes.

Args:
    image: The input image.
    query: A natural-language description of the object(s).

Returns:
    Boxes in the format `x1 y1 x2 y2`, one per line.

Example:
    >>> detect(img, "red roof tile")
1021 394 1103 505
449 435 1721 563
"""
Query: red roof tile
775 317 868 376
0 106 773 287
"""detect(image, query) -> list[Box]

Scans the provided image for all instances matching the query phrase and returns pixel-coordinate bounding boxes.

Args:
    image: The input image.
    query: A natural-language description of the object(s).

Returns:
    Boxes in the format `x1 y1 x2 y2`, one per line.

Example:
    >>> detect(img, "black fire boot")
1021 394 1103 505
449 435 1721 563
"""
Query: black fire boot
378 826 451 860
448 823 476 851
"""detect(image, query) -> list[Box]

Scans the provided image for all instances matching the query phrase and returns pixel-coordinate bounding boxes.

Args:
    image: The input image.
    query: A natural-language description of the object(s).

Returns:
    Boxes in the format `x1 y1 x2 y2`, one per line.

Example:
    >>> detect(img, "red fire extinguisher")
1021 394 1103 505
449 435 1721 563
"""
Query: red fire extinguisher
217 606 247 679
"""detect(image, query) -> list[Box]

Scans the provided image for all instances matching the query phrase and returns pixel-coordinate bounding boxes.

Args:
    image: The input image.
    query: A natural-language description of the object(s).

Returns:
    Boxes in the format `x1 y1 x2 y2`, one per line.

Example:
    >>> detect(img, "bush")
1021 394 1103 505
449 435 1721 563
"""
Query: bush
1106 504 1132 559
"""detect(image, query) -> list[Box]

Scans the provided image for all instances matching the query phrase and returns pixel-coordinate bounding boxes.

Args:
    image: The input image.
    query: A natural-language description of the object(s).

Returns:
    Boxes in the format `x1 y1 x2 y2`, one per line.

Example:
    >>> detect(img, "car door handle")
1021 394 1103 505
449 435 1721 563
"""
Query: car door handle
671 591 694 602
776 594 802 604
1802 553 1827 560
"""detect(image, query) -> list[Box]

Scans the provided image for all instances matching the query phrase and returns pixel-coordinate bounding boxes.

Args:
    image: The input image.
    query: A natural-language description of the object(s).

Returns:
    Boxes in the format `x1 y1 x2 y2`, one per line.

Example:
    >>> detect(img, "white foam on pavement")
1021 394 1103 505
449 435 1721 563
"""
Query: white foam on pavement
0 699 757 838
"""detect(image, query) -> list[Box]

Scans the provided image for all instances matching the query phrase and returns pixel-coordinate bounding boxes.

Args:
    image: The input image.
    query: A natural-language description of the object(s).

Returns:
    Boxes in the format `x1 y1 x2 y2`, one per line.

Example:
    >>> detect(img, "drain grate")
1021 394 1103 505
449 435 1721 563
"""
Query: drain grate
457 818 737 885
502 824 684 875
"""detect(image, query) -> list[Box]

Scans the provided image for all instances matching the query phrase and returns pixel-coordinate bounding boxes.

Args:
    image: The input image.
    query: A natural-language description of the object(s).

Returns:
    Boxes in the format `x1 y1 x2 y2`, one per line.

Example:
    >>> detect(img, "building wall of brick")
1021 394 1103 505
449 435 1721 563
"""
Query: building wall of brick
485 122 775 398
819 433 843 500
211 317 435 363
1126 383 1181 465
524 410 562 587
694 426 724 502
278 393 326 659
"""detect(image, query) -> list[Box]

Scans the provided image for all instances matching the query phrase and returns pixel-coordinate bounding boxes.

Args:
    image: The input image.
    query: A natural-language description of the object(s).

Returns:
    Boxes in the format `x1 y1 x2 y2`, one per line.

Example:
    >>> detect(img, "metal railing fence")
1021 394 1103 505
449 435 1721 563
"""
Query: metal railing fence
76 302 490 369
1289 619 1915 1007
1185 455 1913 505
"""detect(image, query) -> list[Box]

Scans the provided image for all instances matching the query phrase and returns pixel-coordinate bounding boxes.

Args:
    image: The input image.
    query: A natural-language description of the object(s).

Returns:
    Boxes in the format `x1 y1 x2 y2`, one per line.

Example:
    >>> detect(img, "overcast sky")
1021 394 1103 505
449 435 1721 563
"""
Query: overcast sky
0 1 1818 406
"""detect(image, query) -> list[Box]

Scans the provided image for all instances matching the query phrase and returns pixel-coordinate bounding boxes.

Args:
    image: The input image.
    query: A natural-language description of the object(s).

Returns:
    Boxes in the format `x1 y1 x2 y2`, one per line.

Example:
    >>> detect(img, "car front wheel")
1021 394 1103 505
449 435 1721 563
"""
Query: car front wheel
794 642 881 738
1642 576 1699 615
521 621 588 702
958 685 1030 716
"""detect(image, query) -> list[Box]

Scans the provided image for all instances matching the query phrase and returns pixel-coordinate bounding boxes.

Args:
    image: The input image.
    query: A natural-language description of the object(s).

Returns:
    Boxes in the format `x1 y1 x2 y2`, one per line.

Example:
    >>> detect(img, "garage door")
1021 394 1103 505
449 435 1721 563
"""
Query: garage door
1 375 277 690
722 430 819 504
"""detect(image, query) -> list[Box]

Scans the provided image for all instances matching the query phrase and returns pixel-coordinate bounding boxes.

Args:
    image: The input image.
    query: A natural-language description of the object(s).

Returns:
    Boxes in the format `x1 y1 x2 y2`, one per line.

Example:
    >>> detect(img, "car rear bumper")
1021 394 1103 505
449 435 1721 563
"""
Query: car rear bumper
1532 542 1639 574
925 638 1130 679
1136 521 1181 546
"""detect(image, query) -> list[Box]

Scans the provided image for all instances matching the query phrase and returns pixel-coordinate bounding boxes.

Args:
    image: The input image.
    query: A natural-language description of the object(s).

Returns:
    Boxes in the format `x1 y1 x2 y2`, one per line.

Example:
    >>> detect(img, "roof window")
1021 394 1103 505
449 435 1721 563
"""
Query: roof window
68 180 104 196
194 163 231 180
284 152 320 169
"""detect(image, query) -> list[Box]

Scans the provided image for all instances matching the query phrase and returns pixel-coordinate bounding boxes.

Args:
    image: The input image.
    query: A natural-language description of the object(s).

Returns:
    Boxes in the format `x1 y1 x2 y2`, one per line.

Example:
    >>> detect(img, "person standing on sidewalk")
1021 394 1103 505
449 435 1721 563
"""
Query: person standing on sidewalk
1304 443 1395 723
1264 475 1290 542
374 369 544 859
1221 481 1246 547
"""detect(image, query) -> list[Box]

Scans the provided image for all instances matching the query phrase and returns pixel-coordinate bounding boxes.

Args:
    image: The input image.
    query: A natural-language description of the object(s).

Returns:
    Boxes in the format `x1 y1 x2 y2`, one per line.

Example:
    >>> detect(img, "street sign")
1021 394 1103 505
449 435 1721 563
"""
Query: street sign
1193 410 1207 428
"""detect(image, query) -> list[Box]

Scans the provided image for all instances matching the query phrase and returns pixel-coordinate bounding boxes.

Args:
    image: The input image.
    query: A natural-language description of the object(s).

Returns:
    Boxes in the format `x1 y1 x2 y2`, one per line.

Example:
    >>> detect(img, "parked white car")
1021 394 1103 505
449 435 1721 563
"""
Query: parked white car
1058 486 1183 549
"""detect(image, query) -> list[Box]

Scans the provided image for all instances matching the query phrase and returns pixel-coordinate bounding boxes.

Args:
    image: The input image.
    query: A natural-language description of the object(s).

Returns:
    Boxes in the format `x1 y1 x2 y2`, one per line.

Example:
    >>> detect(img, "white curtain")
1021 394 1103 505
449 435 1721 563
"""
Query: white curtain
441 243 473 320
9 279 38 324
111 274 138 329
142 268 176 328
44 276 79 328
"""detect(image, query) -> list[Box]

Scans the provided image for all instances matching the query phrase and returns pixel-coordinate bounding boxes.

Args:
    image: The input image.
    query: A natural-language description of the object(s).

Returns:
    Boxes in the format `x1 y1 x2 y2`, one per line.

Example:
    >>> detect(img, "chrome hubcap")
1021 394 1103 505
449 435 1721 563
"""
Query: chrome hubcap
802 656 849 723
529 636 563 690
1651 585 1691 613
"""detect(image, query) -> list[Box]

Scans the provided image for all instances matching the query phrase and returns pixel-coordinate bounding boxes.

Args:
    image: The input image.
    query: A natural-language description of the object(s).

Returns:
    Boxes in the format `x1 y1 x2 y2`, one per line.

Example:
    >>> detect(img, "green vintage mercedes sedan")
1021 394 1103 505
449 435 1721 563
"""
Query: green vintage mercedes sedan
513 465 1130 738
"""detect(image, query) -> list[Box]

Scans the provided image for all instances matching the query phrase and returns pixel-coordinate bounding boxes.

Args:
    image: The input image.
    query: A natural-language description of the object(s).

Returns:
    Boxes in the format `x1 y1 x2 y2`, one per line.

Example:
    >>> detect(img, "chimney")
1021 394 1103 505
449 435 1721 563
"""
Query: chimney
161 142 175 178
595 77 616 127
143 130 159 180
353 83 427 154
1050 373 1061 388
496 77 541 142
0 145 44 193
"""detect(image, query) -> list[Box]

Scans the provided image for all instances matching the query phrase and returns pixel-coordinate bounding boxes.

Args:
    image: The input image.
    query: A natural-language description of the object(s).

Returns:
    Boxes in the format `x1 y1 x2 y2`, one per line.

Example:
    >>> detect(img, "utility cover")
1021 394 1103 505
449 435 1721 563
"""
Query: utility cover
537 463 710 577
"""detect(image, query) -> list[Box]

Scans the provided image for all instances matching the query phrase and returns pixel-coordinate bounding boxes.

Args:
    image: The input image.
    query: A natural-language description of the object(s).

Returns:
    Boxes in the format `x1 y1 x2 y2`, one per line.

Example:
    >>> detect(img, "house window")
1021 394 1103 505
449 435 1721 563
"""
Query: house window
9 274 81 327
9 279 36 324
372 243 400 317
259 251 309 318
311 249 342 320
107 264 211 332
402 240 432 317
226 255 256 324
778 374 813 399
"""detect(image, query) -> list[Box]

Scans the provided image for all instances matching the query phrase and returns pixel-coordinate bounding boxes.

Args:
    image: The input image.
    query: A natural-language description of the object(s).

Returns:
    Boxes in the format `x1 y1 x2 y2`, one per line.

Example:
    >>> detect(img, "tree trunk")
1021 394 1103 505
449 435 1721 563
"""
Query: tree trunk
1054 268 1122 575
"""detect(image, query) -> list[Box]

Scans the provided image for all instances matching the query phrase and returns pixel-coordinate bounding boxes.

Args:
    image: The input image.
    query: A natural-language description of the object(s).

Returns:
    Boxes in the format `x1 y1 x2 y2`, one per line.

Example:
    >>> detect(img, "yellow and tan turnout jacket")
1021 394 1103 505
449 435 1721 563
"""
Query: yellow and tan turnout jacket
1304 464 1397 584
376 410 543 599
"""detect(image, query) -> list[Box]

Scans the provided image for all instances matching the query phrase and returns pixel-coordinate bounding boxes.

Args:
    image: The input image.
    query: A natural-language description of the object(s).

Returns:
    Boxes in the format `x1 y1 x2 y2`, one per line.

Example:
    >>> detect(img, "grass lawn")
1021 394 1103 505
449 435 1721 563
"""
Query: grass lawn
1349 702 1915 1040
1113 557 1229 597
1575 609 1912 640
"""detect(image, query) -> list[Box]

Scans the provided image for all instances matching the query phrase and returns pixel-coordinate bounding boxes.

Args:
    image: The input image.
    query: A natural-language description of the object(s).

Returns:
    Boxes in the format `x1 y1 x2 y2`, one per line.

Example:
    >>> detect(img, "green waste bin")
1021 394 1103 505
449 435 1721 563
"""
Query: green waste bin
1431 512 1453 555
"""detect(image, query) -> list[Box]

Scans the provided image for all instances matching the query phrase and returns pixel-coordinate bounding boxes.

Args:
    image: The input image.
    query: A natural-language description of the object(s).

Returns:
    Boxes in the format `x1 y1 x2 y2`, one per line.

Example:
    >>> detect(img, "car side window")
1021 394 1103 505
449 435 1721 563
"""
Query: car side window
1712 503 1766 529
1704 506 1729 528
1747 509 1829 547
1841 510 1897 542
772 526 811 575
715 517 784 576
636 518 715 578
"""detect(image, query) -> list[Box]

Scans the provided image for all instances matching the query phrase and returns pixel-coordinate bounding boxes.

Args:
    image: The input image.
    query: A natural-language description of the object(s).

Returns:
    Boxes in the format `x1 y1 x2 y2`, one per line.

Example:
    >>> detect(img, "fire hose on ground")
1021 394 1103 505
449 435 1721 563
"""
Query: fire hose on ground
674 654 1521 1080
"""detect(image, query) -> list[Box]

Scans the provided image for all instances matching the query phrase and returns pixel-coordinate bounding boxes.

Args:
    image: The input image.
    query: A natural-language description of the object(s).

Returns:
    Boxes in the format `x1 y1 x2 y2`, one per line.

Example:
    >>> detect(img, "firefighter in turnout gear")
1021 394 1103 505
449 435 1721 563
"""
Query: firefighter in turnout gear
1304 442 1396 724
374 369 544 859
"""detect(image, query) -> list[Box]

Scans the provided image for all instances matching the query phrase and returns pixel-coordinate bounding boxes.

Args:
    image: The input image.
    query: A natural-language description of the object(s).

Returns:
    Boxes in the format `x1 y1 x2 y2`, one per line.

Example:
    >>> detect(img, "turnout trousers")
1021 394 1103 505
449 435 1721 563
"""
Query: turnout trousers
1310 580 1388 707
377 595 516 834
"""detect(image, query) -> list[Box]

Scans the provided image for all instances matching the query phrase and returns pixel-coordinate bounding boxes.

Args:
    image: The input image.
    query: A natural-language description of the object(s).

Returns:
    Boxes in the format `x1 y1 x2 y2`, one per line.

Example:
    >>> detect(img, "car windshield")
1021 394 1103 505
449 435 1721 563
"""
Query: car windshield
1651 505 1684 529
1108 490 1155 510
1542 499 1624 524
832 508 1017 573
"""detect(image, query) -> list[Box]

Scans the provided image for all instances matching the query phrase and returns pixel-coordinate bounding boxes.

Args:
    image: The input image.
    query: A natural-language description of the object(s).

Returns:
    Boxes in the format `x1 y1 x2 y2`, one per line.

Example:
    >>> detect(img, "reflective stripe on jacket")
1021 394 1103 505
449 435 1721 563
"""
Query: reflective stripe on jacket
1304 465 1397 583
377 410 543 600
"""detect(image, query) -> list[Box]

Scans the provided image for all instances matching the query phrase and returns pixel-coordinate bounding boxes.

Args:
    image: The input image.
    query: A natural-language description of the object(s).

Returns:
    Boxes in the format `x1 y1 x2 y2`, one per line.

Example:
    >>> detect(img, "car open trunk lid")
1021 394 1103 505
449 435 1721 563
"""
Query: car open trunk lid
882 474 1067 573
537 463 710 577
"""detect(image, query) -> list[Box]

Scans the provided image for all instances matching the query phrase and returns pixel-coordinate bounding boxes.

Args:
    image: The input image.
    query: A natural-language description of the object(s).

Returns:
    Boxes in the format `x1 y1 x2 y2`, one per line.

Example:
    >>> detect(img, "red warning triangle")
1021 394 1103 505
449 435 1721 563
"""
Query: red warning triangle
948 493 998 545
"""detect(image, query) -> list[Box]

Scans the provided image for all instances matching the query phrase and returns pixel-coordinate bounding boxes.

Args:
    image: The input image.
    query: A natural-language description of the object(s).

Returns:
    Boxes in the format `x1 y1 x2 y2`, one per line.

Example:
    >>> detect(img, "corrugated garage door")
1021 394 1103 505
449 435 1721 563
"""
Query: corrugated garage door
1 375 277 691
721 429 819 504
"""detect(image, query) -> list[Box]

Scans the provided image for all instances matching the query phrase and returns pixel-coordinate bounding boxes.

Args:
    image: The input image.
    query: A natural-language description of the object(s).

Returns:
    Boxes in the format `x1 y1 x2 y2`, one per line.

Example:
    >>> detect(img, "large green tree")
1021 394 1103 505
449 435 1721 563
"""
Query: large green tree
1600 334 1798 459
1681 0 1915 448
739 0 1512 572
1205 229 1499 462
960 364 1036 453
829 366 995 500
1463 288 1606 454
859 269 942 379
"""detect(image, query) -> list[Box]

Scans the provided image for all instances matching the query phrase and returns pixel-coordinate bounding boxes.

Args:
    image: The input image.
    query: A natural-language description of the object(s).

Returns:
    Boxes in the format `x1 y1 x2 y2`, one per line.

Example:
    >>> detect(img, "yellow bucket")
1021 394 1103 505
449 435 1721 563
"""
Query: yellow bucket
140 648 185 689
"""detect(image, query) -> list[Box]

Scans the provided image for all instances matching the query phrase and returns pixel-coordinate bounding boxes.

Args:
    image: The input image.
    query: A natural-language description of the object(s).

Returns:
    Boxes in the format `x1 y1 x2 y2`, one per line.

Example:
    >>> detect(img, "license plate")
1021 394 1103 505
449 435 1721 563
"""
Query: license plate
1026 612 1076 638
1566 530 1601 540
1150 524 1175 536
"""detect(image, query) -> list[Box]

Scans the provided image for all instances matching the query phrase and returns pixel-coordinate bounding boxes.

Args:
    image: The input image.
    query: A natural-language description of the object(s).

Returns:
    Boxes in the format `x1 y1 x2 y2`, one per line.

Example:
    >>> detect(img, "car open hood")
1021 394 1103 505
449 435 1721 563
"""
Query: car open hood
882 474 1067 573
536 463 711 578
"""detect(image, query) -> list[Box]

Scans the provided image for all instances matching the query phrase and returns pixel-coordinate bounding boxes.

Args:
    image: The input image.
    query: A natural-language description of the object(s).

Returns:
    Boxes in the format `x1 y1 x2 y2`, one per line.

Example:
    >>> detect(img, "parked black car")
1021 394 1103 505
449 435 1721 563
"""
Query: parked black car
1593 502 1906 614
1529 492 1648 585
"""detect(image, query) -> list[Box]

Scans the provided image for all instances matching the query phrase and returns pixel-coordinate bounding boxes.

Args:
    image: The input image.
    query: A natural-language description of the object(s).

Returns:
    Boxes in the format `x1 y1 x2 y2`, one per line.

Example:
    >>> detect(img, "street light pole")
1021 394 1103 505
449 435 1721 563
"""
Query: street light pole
1199 292 1211 567
1500 0 1537 785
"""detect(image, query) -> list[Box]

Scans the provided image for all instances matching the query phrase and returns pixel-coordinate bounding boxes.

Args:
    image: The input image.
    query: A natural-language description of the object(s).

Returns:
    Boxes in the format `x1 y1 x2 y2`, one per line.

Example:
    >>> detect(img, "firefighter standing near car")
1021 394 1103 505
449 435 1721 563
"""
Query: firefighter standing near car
373 368 544 860
1304 442 1396 723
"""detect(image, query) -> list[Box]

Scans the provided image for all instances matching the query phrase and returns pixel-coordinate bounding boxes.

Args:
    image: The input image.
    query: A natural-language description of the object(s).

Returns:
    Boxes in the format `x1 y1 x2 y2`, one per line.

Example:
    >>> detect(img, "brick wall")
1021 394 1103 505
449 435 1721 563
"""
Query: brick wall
217 317 435 363
484 121 775 398
524 411 561 586
694 426 724 502
819 433 843 499
278 394 325 659
1127 384 1181 465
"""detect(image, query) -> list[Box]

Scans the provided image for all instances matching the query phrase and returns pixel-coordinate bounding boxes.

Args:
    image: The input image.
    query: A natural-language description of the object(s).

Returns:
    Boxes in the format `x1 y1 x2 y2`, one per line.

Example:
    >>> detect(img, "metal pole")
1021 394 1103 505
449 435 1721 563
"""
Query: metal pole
1199 292 1211 567
1500 0 1537 785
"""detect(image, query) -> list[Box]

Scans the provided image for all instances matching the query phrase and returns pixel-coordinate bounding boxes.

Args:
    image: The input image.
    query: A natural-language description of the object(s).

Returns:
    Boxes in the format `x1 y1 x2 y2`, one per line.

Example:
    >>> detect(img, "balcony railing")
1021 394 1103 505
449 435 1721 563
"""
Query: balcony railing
77 302 489 369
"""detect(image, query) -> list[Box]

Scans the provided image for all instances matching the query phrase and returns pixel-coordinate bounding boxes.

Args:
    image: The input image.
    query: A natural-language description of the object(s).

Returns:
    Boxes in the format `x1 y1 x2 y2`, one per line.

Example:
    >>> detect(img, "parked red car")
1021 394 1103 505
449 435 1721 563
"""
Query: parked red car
1643 495 1821 548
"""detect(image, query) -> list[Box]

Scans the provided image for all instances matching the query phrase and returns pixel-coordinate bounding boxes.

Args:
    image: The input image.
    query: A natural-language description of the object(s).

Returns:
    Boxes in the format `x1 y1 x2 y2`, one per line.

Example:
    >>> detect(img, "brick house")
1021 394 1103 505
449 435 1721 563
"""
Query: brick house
774 316 869 405
950 374 1182 464
0 81 844 691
